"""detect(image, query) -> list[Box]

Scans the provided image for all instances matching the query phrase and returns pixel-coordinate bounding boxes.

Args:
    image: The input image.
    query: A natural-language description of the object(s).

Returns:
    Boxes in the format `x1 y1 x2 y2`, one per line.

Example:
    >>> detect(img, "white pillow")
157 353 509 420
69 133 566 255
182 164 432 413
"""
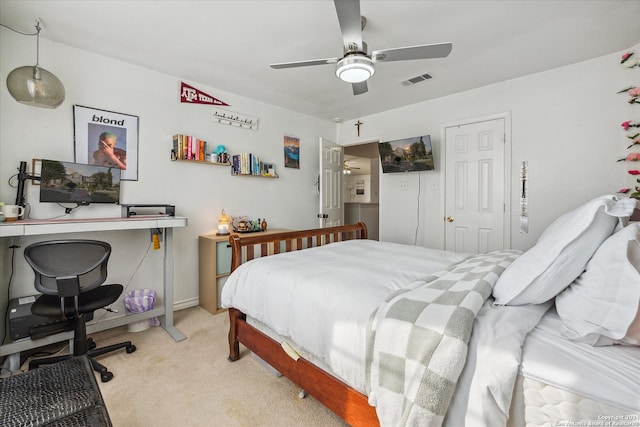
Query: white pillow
555 223 640 345
492 195 623 305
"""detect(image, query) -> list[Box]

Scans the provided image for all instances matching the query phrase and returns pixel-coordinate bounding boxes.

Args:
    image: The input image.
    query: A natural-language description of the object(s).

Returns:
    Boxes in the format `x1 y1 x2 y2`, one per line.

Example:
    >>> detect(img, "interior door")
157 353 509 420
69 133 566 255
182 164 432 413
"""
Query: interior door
319 137 343 227
444 118 507 253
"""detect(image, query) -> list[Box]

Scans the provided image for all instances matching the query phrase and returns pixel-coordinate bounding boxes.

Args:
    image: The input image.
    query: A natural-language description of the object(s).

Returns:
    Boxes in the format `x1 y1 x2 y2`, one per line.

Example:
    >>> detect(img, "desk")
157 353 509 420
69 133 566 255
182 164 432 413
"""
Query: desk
0 216 188 360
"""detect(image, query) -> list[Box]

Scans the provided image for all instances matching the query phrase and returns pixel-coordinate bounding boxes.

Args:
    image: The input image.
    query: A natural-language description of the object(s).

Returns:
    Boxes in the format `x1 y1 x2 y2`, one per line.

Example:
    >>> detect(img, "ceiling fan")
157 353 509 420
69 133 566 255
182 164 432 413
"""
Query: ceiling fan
270 0 453 95
343 161 360 174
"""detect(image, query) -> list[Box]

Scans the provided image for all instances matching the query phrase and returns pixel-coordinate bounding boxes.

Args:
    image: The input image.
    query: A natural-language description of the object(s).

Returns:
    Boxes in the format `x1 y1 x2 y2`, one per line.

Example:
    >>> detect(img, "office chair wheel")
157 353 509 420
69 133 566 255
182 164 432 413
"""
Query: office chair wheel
88 338 97 350
126 344 137 353
101 371 114 383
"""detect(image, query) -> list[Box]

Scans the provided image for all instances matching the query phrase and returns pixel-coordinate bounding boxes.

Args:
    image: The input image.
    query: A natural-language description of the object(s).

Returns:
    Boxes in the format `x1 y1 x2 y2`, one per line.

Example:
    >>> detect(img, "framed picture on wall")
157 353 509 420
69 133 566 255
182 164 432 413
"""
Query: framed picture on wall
284 134 300 169
73 105 139 181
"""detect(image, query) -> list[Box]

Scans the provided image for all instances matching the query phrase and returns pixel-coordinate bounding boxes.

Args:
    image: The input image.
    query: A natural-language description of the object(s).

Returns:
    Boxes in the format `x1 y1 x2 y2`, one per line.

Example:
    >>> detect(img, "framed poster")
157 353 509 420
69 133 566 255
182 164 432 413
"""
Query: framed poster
73 105 139 181
284 134 300 169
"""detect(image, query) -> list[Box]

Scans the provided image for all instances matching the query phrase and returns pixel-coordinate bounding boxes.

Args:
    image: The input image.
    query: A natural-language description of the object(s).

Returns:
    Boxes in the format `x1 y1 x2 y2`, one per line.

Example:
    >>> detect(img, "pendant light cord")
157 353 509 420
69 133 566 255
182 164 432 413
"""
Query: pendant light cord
0 22 39 37
0 21 41 65
35 22 41 67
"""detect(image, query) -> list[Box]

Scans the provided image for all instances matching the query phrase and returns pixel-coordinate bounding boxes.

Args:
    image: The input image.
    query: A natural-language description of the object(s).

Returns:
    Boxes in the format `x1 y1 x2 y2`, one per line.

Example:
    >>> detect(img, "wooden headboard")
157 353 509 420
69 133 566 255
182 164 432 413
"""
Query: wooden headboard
228 221 368 272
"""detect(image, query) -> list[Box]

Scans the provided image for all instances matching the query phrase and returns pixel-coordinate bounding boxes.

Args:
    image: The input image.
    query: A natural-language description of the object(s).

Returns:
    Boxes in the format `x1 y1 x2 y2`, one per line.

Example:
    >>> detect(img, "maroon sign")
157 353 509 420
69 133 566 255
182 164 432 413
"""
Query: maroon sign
180 82 229 106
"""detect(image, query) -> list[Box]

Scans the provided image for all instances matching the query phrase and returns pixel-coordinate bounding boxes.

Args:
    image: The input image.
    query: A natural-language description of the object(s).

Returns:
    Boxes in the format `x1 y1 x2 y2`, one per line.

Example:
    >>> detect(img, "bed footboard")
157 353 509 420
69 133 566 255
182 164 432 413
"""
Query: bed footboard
227 221 367 361
228 307 379 426
225 222 378 426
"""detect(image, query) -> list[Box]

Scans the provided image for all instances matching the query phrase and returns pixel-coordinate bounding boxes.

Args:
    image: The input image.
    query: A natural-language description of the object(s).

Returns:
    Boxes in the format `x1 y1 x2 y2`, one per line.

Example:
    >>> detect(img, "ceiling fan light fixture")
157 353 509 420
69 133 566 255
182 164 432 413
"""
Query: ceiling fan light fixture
335 56 375 83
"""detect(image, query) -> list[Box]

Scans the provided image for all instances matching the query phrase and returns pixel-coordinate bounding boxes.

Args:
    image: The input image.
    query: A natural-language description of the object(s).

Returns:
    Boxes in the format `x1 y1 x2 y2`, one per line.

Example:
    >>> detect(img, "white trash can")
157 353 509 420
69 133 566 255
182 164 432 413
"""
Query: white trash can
123 289 159 332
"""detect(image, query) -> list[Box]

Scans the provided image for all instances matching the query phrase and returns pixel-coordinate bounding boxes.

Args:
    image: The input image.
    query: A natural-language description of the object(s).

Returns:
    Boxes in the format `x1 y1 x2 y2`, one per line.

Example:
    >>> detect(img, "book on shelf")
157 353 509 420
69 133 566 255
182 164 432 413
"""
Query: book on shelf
172 134 183 159
231 153 270 176
172 134 208 162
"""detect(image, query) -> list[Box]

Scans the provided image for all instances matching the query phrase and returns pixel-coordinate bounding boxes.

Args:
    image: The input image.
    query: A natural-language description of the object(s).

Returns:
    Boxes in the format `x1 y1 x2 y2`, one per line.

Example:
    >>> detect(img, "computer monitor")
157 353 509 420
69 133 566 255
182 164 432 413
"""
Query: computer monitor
39 159 121 205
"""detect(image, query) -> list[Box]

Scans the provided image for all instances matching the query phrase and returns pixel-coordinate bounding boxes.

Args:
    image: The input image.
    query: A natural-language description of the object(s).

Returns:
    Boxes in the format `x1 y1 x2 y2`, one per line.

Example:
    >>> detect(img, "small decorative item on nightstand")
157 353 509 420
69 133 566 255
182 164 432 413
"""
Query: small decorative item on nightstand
216 210 230 235
261 218 268 230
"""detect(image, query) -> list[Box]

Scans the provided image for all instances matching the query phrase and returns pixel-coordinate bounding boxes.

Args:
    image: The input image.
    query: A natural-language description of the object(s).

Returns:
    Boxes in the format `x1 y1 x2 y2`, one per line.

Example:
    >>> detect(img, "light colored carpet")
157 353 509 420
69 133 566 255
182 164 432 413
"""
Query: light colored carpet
88 306 348 427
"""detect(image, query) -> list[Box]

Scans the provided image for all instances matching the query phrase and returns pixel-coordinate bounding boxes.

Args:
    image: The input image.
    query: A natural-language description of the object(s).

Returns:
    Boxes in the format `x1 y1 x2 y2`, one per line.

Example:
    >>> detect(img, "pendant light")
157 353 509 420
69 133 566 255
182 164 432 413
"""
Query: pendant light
6 21 65 109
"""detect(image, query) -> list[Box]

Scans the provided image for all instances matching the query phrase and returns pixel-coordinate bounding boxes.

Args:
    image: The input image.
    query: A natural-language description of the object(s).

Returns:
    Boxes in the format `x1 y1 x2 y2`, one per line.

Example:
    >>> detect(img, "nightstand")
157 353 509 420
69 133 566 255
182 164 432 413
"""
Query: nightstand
198 229 289 314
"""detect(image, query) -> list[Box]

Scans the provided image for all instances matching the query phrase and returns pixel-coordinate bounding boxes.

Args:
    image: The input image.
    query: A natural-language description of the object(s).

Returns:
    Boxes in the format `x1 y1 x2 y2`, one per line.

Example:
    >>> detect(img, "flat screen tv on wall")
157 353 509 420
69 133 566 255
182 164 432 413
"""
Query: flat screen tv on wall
378 135 434 173
39 159 121 205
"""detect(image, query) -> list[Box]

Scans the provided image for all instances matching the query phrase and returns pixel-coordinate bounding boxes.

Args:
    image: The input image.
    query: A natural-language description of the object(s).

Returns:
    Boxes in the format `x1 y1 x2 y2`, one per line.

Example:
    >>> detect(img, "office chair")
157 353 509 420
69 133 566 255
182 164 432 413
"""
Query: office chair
23 239 136 382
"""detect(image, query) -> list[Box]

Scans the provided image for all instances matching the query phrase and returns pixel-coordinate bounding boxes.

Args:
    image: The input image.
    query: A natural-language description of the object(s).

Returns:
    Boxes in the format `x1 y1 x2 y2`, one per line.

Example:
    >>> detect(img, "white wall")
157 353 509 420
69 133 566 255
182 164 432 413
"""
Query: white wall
1 25 637 314
337 43 640 251
0 28 334 311
345 175 371 203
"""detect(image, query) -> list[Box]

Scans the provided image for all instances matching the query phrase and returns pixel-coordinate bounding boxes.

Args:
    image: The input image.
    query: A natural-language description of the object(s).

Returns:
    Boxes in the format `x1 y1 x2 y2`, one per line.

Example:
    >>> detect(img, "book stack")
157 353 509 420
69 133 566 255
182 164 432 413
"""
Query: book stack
172 134 208 161
231 153 264 175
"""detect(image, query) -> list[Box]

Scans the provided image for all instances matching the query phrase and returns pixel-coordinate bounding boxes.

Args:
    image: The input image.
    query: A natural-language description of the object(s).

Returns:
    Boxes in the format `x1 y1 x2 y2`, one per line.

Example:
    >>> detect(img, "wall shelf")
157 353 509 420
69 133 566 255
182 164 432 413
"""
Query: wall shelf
231 173 278 179
171 137 277 178
171 158 230 167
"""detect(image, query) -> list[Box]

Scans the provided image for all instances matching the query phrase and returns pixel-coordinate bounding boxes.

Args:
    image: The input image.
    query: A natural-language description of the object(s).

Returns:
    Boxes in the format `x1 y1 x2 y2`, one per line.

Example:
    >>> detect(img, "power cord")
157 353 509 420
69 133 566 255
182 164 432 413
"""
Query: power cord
0 240 21 370
7 167 80 220
414 172 422 245
1 239 20 347
90 238 153 324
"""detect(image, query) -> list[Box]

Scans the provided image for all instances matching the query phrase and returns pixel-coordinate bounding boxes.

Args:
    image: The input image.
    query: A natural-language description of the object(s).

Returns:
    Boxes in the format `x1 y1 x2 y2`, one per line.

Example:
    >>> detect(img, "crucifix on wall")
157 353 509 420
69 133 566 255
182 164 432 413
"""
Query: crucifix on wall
355 120 362 137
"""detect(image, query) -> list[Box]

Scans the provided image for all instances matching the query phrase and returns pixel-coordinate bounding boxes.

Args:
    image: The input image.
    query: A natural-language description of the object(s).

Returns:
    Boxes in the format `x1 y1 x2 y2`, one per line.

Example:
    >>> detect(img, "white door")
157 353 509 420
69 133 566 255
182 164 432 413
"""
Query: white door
444 117 508 253
319 137 343 227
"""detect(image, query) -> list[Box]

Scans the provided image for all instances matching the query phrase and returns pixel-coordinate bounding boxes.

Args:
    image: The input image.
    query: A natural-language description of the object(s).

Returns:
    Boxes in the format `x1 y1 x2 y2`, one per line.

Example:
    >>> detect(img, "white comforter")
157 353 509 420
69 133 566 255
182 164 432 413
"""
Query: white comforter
221 239 468 392
221 239 549 426
445 300 551 427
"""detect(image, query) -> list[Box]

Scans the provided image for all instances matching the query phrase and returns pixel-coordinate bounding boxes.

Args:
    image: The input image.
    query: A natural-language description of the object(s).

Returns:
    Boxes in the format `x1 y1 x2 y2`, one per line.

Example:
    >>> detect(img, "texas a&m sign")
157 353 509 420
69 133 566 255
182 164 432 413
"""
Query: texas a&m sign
180 82 229 106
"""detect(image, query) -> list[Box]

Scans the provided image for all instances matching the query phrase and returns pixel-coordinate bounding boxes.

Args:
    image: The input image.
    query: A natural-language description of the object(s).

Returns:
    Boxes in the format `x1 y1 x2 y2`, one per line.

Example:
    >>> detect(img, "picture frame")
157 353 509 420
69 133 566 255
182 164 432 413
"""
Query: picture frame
283 134 300 169
73 105 139 181
31 158 42 185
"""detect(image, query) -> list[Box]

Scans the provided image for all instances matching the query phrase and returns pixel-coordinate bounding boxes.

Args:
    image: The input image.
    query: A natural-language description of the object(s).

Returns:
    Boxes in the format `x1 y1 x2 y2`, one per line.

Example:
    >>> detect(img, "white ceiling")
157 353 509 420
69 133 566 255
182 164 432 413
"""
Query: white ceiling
1 1 639 122
344 154 372 175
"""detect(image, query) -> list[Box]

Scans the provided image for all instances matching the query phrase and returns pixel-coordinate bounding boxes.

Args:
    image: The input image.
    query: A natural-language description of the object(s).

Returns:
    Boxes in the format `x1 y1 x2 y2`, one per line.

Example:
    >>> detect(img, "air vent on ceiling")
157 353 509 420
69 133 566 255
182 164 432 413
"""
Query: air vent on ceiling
402 73 432 86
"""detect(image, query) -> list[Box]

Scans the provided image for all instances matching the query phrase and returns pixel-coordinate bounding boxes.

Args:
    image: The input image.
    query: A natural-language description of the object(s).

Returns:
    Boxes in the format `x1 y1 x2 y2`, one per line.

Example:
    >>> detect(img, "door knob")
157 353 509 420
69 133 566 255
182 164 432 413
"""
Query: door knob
446 216 454 222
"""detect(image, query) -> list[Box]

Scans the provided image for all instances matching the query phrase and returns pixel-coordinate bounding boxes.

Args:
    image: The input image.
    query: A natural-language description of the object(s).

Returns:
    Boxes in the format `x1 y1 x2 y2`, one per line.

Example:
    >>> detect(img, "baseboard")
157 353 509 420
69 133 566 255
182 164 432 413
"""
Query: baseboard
174 297 199 311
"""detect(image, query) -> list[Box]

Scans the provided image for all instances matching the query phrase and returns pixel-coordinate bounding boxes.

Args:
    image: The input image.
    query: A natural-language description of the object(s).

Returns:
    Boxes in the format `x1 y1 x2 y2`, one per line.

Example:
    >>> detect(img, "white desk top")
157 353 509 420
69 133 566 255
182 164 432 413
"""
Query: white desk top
0 216 188 237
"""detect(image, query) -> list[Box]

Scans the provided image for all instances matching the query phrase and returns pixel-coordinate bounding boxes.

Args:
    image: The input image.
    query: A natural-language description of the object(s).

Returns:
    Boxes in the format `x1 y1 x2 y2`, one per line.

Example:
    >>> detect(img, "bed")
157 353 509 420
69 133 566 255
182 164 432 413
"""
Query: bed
222 195 640 427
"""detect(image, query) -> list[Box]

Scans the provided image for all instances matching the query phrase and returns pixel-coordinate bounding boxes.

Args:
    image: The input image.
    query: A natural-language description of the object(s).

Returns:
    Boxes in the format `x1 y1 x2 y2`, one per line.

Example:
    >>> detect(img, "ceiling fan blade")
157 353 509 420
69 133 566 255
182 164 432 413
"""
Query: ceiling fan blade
352 81 368 95
270 58 339 69
372 42 453 63
334 0 363 51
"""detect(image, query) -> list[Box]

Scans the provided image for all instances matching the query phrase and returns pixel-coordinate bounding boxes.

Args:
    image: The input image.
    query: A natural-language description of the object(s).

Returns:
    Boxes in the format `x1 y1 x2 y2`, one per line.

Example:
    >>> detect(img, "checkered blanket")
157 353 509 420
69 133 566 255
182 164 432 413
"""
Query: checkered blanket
366 250 521 427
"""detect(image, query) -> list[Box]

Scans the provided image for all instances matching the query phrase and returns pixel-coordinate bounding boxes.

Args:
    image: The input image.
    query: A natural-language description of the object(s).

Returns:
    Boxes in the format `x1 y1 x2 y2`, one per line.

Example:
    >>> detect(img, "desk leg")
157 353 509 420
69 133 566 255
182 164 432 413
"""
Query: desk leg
161 227 186 342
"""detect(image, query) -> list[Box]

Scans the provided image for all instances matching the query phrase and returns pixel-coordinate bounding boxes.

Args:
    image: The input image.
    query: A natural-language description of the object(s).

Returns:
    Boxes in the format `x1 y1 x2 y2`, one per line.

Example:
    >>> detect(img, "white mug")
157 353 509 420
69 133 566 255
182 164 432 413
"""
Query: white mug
1 204 25 221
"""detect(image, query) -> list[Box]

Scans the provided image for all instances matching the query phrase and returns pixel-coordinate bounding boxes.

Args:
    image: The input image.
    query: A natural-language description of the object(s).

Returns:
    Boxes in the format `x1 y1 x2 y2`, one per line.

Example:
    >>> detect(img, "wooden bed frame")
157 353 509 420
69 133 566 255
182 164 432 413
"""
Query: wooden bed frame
226 222 380 427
